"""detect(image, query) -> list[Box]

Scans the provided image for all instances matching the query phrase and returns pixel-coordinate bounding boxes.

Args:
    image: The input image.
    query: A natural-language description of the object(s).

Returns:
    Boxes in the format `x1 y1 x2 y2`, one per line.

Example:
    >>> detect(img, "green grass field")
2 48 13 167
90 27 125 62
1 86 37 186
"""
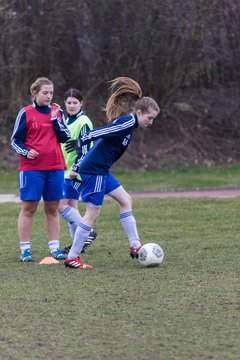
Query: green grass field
0 166 239 359
0 196 239 359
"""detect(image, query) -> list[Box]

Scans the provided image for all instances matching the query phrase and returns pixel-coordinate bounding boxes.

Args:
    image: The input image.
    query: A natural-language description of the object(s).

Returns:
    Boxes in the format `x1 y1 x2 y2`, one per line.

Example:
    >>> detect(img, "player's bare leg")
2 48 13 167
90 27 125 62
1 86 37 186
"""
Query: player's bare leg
44 200 66 260
18 200 39 261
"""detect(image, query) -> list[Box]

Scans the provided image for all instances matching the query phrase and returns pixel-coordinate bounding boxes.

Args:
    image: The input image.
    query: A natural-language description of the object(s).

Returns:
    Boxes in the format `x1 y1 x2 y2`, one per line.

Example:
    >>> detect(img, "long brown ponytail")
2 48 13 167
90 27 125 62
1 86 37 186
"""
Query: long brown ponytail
105 77 142 122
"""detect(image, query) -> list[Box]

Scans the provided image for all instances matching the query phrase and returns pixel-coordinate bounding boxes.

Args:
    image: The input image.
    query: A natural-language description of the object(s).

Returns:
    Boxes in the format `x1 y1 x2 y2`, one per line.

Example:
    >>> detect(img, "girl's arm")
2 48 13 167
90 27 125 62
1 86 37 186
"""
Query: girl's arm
51 106 71 143
11 109 29 157
81 115 136 142
71 123 93 173
66 115 136 152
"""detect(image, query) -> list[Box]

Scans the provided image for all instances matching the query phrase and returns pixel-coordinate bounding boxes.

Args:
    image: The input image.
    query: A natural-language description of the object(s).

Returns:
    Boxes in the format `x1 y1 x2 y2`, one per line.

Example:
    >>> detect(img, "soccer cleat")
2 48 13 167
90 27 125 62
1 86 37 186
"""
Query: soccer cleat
64 256 93 269
130 245 142 259
20 249 33 262
51 249 66 260
82 229 97 253
62 245 71 254
62 229 98 254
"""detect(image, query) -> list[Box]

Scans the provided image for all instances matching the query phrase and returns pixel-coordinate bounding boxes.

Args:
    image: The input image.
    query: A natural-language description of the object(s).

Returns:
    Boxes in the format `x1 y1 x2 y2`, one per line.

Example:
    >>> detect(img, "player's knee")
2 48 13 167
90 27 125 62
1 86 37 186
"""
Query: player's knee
45 207 59 218
121 192 132 208
21 204 38 217
23 208 37 218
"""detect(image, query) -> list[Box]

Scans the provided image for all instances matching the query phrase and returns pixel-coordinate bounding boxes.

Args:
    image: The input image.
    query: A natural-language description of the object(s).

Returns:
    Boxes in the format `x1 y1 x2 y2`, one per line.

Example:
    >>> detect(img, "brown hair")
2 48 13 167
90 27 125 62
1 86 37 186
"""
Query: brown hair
135 96 160 114
105 77 142 122
30 77 53 98
64 88 83 102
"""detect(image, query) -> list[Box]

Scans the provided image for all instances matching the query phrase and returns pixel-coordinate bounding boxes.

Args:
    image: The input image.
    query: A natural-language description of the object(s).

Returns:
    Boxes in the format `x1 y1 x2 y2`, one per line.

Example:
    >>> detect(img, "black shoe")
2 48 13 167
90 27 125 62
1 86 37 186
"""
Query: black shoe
62 245 72 254
62 229 98 254
82 229 98 253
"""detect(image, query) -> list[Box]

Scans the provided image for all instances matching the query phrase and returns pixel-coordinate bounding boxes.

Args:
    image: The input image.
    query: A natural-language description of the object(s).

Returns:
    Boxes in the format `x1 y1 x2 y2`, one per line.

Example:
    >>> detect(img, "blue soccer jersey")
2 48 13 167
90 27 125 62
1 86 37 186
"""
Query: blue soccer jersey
79 113 138 175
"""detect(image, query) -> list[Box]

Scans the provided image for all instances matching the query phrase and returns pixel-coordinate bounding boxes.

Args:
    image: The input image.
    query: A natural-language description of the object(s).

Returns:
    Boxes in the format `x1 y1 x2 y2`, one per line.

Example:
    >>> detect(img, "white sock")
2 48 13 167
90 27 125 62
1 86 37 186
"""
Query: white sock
20 241 30 252
120 211 141 248
60 205 82 228
68 222 76 240
68 222 92 259
60 205 83 241
48 240 60 252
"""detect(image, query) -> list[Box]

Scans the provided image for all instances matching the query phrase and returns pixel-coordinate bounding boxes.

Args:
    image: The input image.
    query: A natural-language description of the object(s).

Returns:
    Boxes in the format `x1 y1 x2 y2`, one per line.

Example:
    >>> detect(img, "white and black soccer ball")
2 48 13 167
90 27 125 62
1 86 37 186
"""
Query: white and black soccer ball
138 243 164 267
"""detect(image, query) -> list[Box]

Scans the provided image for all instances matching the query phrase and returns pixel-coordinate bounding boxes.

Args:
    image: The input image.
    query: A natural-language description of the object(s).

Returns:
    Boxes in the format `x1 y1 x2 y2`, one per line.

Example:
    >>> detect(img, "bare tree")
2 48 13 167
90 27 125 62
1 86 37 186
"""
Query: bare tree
1 0 240 168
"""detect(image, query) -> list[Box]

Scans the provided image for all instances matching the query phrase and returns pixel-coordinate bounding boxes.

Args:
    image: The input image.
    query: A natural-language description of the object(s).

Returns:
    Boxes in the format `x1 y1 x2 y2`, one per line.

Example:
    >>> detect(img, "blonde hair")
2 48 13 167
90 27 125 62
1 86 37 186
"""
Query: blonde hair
105 77 142 122
30 77 53 98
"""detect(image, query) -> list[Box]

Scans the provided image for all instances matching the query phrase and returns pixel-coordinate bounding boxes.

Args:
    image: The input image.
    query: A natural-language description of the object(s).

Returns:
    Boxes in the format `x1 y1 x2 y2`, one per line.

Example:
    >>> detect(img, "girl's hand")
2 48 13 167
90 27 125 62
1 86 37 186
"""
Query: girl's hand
69 170 78 179
27 149 39 159
51 103 60 119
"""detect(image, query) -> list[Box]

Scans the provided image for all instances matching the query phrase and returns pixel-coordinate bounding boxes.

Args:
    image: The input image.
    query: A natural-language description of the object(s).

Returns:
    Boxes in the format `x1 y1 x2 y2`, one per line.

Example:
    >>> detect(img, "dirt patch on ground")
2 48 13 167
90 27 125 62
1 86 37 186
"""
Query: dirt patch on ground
130 188 240 199
1 188 240 204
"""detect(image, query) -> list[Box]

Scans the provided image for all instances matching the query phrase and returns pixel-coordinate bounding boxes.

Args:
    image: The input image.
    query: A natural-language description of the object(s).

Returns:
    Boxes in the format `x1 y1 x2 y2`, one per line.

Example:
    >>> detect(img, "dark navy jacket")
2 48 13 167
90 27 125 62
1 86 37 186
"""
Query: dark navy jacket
79 113 138 175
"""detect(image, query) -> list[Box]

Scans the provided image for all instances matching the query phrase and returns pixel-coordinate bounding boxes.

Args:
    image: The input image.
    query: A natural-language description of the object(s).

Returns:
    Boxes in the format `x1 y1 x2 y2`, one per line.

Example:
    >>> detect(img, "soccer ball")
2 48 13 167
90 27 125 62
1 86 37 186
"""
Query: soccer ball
138 243 164 267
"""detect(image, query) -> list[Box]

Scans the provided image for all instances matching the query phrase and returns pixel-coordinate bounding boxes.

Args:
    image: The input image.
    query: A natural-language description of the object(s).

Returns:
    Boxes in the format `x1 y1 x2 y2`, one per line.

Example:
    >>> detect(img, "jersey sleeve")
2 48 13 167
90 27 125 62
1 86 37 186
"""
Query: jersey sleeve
80 115 136 144
51 109 71 143
11 108 29 158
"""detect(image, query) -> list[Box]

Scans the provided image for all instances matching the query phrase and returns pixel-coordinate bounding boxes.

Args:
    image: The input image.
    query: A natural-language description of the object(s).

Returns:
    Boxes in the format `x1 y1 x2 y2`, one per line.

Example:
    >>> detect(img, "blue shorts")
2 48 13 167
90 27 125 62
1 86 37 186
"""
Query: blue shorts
19 170 65 201
64 178 82 200
81 172 121 206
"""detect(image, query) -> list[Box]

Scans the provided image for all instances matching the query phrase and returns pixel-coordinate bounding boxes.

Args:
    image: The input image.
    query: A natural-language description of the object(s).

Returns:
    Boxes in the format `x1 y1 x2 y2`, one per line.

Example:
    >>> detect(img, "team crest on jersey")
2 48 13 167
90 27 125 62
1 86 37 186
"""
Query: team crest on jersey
122 134 131 146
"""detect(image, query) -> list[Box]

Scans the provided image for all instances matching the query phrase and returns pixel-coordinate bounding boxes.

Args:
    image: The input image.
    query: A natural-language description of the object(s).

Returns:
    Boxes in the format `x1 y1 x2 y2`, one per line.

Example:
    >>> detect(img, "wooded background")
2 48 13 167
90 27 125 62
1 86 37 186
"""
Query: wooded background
1 0 240 170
